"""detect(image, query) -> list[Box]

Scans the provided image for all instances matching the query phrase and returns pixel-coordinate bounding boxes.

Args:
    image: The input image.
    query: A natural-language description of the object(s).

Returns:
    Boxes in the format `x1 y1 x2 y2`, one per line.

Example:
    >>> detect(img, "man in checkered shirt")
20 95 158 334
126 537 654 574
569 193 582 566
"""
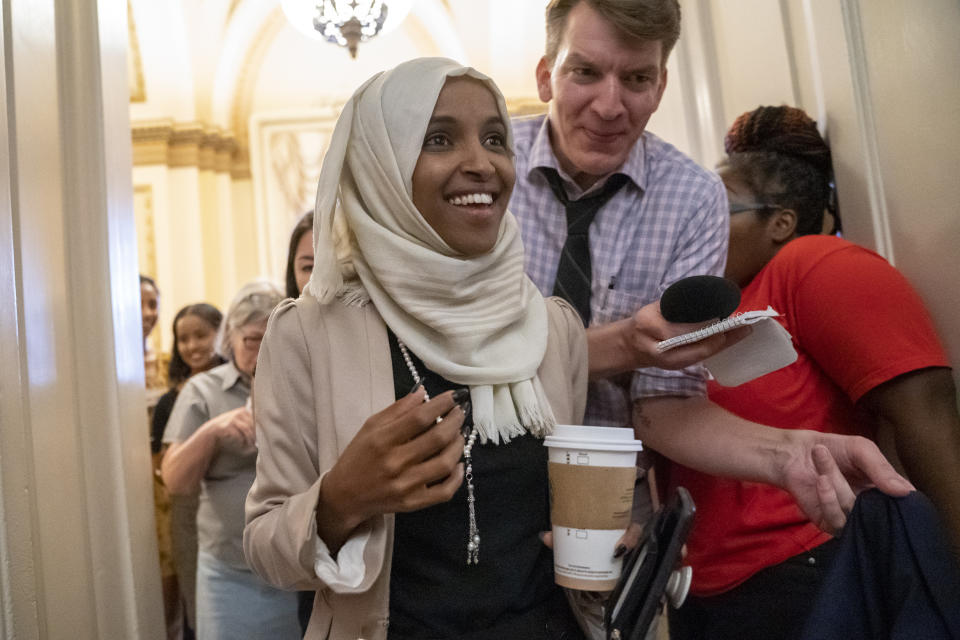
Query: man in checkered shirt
512 0 730 507
512 0 907 549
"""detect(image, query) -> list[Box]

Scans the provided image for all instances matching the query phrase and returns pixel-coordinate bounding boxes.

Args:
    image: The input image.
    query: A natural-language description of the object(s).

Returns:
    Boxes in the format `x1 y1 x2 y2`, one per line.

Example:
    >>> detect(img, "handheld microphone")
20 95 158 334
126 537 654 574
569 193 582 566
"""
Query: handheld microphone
660 275 741 323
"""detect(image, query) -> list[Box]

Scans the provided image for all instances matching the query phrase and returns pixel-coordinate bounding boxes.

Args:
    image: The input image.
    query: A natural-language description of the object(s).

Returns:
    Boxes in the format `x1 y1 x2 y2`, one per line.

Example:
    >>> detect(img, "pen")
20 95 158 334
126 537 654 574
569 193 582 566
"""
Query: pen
601 276 617 310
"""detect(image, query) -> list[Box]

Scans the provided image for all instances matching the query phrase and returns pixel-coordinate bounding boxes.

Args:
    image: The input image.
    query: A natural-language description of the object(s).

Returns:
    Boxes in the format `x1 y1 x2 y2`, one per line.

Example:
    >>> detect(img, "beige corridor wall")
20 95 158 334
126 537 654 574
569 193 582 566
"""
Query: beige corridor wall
855 0 960 367
132 123 257 353
701 0 960 372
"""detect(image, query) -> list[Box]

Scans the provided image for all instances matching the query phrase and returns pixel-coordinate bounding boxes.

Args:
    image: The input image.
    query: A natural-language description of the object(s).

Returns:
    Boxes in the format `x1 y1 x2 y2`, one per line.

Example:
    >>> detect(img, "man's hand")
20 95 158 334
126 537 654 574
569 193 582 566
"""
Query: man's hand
633 396 914 536
779 432 914 534
587 300 751 380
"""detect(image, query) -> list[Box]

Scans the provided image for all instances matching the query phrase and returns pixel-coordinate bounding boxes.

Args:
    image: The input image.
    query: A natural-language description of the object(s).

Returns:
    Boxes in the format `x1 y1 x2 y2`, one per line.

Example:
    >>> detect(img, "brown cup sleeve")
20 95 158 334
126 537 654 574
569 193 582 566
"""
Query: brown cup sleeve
548 462 636 530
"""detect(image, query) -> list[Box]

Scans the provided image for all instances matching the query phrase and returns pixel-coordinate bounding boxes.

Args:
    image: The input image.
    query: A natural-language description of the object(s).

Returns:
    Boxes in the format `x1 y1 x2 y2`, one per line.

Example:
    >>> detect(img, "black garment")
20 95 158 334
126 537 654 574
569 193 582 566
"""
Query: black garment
540 169 629 326
385 331 584 640
800 490 960 640
150 386 196 640
296 590 313 637
151 388 180 453
668 538 841 640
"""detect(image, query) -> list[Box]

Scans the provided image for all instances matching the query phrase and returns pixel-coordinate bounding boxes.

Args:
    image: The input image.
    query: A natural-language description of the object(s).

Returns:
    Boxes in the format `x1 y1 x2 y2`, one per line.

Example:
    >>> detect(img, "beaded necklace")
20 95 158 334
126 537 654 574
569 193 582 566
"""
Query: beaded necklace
397 339 481 565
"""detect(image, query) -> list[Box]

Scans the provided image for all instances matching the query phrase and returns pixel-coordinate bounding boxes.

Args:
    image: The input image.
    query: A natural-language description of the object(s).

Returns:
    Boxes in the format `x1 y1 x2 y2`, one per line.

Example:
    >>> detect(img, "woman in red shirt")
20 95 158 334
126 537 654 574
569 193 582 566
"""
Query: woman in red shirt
668 106 960 640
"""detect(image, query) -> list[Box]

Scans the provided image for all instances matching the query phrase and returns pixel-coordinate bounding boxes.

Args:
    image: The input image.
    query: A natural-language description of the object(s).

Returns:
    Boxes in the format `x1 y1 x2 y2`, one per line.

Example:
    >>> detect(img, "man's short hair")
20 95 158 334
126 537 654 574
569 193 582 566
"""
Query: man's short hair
544 0 681 64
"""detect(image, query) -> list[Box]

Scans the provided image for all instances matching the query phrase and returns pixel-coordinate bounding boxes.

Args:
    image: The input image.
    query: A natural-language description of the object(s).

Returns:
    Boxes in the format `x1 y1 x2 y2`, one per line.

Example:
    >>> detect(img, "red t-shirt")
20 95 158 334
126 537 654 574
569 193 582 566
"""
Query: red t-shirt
668 235 949 596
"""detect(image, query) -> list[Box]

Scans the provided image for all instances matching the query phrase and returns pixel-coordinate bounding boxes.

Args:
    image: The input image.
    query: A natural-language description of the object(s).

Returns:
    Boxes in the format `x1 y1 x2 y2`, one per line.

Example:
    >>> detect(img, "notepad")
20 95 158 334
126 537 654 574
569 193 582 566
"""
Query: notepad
656 308 780 351
656 307 799 386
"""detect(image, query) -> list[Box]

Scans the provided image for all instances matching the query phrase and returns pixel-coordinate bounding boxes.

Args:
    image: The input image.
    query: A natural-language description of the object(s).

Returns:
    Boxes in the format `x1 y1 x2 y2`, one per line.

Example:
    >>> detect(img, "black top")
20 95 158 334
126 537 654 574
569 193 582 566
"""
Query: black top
385 332 583 640
151 388 179 454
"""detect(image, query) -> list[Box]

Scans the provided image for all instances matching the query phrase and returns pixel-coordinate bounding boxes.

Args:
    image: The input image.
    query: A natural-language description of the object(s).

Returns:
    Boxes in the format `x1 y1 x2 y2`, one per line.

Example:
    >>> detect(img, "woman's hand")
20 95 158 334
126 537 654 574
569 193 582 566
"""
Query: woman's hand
206 405 256 454
162 404 255 496
316 387 468 553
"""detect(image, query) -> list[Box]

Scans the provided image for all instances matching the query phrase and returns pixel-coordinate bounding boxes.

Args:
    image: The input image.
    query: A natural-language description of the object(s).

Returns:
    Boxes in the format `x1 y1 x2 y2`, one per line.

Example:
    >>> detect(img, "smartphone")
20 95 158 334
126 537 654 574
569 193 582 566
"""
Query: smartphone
605 487 696 640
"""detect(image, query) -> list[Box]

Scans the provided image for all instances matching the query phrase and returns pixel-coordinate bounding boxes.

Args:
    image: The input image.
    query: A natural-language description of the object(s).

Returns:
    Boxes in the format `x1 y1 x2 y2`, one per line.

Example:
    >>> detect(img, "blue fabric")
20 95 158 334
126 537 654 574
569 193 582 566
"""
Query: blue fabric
800 490 960 640
196 550 300 640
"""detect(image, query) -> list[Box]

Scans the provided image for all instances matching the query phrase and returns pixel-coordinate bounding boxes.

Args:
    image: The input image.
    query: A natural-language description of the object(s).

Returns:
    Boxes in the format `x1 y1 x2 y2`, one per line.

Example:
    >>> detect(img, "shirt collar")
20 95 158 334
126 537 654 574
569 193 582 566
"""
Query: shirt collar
220 360 249 392
527 116 648 197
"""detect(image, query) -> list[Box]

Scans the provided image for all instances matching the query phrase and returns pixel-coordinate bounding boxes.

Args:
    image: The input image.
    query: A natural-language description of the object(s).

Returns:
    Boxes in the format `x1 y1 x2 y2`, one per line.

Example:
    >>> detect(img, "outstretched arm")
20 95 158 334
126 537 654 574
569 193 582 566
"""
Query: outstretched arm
858 367 960 555
633 395 913 533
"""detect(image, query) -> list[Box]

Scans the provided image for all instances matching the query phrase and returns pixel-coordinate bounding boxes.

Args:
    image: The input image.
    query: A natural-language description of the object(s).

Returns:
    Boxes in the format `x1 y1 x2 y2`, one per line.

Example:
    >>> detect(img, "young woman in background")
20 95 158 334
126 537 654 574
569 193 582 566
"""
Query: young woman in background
152 303 225 640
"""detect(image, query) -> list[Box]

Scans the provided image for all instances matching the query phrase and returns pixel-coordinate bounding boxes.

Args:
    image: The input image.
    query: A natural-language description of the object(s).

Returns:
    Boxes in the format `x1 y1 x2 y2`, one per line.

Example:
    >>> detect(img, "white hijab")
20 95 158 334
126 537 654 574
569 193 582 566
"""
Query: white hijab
304 57 554 444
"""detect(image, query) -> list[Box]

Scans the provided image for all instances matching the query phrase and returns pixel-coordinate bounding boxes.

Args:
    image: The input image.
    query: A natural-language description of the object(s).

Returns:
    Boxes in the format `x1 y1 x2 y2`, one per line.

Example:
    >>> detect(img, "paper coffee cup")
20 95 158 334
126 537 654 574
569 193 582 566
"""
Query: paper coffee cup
544 424 643 590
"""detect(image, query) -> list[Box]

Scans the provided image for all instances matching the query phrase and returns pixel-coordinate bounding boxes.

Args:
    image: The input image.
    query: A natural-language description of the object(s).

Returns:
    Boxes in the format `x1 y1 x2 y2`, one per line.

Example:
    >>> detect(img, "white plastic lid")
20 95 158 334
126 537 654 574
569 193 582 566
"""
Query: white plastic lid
543 424 643 452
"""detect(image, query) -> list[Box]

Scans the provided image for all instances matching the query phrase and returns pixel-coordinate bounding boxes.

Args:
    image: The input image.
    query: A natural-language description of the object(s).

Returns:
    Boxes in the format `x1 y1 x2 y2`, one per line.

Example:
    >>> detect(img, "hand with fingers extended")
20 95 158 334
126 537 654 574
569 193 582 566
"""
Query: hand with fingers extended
207 405 257 454
316 386 470 553
779 431 915 535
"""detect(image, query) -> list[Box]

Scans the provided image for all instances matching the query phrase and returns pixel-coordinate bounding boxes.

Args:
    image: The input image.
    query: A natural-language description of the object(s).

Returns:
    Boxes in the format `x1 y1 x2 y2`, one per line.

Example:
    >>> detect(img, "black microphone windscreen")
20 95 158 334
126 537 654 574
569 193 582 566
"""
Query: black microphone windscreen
660 275 741 323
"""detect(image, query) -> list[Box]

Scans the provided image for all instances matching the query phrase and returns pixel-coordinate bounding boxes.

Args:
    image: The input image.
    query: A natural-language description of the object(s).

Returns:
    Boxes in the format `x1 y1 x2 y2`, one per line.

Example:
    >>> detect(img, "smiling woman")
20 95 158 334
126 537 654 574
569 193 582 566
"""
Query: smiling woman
243 57 589 640
149 302 225 636
411 76 516 257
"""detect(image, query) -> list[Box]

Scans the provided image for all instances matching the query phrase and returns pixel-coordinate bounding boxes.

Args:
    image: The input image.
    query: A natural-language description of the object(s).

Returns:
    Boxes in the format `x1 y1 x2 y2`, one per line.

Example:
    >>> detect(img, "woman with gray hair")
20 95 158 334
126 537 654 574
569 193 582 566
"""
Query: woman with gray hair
161 280 298 640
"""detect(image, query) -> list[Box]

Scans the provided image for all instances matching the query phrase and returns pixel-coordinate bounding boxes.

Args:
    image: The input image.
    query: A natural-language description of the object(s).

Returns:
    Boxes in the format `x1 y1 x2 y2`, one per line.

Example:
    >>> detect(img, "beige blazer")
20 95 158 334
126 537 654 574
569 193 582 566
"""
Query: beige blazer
244 295 588 640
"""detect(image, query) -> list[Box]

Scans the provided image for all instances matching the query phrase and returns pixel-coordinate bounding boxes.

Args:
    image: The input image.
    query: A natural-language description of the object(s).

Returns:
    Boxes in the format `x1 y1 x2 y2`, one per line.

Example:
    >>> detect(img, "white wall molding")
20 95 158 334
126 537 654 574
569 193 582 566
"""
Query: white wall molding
674 0 726 169
248 107 341 281
838 0 895 263
0 0 164 636
0 3 42 634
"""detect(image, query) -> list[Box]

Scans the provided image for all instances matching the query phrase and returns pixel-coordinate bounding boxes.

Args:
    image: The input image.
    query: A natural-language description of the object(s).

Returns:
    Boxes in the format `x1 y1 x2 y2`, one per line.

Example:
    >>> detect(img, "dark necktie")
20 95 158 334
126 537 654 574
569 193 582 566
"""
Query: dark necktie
541 169 629 326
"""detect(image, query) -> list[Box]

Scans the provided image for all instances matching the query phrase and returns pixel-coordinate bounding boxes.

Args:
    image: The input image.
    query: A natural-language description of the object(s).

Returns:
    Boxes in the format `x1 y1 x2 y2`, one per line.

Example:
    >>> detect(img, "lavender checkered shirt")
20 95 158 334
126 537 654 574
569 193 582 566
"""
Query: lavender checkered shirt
510 114 729 427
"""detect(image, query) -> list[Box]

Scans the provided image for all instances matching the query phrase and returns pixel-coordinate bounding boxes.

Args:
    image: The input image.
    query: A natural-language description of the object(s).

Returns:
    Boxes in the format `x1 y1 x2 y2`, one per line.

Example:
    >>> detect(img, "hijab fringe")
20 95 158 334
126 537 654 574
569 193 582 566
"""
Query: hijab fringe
336 281 370 307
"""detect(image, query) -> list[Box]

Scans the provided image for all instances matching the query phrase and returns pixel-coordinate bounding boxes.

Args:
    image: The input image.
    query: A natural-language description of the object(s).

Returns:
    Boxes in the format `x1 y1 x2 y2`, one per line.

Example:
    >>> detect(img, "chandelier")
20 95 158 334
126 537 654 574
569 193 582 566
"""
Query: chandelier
281 0 415 59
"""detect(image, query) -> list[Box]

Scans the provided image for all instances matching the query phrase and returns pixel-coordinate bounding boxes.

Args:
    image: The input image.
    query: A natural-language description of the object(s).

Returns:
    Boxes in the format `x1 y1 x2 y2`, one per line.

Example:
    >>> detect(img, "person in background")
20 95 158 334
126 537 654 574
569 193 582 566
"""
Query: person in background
152 303 226 640
141 274 160 348
283 210 318 636
162 281 297 640
139 273 176 638
153 304 227 454
141 274 167 405
666 105 960 640
286 211 315 299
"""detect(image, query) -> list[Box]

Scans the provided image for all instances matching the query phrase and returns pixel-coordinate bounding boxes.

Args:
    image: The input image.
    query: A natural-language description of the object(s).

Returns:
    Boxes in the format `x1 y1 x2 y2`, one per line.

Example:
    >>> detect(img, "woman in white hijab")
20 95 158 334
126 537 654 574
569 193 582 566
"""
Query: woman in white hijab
243 58 589 639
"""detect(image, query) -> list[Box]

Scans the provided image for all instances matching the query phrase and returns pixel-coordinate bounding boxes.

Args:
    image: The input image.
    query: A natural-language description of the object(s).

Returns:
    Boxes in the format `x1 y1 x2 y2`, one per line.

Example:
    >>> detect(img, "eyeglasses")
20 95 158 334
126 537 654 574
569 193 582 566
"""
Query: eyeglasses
241 334 264 350
729 203 783 215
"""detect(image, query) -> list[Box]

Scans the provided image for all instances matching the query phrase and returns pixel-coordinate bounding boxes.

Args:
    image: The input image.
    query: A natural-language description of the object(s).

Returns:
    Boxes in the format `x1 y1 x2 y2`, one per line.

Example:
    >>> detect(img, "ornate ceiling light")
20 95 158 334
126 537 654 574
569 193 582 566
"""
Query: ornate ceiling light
281 0 415 59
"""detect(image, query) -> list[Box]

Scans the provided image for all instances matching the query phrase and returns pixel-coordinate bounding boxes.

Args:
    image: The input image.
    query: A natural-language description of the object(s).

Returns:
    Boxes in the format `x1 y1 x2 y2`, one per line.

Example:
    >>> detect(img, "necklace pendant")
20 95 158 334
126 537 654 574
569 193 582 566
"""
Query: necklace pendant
467 530 480 565
398 339 482 566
